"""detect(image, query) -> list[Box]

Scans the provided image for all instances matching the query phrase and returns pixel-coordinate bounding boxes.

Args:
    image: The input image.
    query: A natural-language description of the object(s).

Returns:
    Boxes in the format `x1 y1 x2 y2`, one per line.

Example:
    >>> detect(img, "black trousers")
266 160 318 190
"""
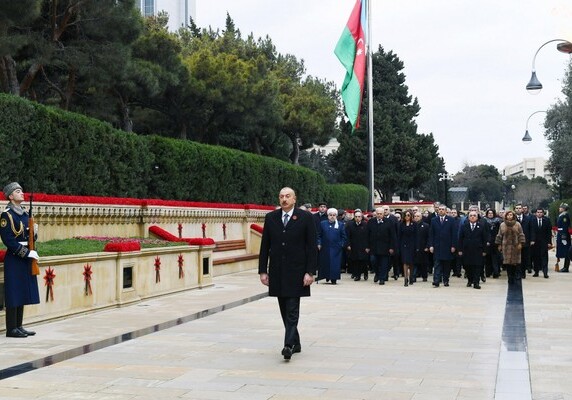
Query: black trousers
349 259 368 277
5 305 24 331
532 247 549 275
278 297 300 348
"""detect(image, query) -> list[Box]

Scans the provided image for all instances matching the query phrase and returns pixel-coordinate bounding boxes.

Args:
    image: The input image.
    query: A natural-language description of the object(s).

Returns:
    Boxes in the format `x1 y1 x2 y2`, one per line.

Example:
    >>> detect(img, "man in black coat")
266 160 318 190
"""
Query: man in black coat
259 187 317 361
367 206 397 285
312 202 328 232
346 210 369 281
515 203 535 278
458 211 488 289
531 207 552 278
413 211 430 282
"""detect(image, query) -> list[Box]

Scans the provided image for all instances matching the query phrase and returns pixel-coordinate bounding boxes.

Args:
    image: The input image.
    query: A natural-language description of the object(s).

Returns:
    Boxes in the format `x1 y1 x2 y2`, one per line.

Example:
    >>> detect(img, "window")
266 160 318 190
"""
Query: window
143 0 154 17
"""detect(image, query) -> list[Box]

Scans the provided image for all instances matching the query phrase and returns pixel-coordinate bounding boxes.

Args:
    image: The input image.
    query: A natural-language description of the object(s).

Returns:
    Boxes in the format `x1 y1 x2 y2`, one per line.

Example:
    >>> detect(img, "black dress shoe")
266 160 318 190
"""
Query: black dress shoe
353 276 361 281
544 274 549 279
373 274 379 283
6 328 27 338
560 269 569 273
364 273 368 281
533 273 539 277
292 344 301 354
473 284 481 289
432 283 439 287
331 280 337 285
18 327 36 336
379 280 384 285
466 282 472 287
444 282 449 287
281 346 293 360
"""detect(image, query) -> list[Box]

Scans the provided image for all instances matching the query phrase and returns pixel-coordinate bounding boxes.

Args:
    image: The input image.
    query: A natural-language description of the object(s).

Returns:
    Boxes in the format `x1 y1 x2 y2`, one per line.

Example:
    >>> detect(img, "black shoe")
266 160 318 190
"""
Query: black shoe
527 269 532 274
292 344 301 354
331 280 337 285
404 278 408 287
560 269 569 273
444 282 449 287
326 279 330 283
533 273 539 277
432 282 439 287
364 273 368 281
393 275 398 280
466 282 472 287
481 275 486 283
544 274 549 279
281 346 293 360
6 328 27 338
493 274 499 279
353 276 361 281
18 327 36 336
474 284 481 289
423 278 427 282
373 274 379 283
379 280 384 285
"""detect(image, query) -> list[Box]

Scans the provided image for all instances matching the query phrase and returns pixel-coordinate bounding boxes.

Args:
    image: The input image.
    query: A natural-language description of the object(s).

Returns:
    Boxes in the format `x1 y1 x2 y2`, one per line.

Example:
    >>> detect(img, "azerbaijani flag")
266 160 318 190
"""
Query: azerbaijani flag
335 0 367 130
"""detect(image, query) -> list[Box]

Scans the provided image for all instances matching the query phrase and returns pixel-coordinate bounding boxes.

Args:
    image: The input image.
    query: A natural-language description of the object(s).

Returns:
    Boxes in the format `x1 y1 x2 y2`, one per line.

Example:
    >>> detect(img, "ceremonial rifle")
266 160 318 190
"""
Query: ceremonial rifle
29 193 39 275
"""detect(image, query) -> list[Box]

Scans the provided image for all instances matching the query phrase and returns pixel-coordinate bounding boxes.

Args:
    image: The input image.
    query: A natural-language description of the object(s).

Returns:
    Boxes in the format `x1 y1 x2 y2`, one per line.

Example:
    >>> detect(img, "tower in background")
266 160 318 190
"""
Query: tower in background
139 0 197 32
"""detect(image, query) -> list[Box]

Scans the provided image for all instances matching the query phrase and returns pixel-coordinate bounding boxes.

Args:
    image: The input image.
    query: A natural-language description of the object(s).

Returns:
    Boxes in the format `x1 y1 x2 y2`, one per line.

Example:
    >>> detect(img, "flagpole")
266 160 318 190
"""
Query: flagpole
366 0 375 211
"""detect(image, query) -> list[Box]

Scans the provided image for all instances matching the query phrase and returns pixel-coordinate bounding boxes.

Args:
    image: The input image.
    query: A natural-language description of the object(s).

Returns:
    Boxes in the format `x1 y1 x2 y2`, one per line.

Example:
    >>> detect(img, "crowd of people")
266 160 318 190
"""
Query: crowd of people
311 201 571 289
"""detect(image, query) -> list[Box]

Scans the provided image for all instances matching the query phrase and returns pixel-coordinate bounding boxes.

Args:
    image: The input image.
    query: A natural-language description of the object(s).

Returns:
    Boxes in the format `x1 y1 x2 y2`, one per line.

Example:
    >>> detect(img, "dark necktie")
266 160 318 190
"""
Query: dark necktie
538 218 542 228
471 223 475 231
283 214 289 226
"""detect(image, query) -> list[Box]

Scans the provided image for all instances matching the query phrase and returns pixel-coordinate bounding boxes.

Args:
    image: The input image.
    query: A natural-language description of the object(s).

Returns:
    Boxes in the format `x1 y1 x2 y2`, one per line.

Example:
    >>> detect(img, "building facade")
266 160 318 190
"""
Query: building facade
503 157 553 185
139 0 196 32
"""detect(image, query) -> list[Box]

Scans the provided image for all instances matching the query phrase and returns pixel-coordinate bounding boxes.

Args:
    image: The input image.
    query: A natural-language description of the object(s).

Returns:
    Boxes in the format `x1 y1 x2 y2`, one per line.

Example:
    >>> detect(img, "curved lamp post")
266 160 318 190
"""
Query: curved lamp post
526 39 572 94
522 110 547 143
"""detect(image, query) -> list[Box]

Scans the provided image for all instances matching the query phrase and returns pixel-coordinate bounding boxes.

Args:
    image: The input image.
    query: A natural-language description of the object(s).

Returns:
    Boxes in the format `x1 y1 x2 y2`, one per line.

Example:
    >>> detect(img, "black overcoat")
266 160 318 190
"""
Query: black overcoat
258 208 318 297
0 206 40 308
458 221 488 266
367 217 396 256
346 221 369 261
414 221 430 265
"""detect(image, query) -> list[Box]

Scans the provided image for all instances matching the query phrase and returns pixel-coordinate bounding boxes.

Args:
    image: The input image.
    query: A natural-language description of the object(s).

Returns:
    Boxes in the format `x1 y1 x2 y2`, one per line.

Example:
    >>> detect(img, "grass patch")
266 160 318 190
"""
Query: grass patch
1 238 183 257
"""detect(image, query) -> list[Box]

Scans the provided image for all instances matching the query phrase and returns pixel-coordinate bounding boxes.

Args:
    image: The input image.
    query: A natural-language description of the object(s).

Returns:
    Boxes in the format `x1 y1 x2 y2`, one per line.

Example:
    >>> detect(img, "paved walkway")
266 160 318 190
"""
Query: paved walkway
0 255 570 400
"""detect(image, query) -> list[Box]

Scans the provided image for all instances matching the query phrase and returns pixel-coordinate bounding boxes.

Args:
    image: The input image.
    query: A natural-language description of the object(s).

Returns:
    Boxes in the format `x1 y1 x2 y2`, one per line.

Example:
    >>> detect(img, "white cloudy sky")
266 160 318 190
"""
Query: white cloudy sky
195 0 572 174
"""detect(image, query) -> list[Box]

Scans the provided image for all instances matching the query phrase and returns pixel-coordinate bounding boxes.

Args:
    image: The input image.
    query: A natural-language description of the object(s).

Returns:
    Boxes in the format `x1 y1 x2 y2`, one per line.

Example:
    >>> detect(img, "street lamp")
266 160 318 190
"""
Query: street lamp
526 39 572 94
522 110 547 143
438 172 454 207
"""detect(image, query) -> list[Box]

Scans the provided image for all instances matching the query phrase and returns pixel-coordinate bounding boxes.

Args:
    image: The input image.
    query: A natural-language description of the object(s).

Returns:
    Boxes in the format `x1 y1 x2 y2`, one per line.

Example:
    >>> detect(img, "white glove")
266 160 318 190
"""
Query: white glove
563 240 568 246
28 250 39 260
34 223 38 233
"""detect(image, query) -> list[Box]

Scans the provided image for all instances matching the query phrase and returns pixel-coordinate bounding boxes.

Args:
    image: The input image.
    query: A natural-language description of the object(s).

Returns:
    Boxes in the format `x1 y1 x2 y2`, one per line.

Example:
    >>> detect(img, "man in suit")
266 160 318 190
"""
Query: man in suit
428 204 458 287
259 187 317 361
458 211 488 289
367 206 397 285
312 202 328 232
413 211 430 282
346 210 370 281
515 203 535 278
531 207 553 278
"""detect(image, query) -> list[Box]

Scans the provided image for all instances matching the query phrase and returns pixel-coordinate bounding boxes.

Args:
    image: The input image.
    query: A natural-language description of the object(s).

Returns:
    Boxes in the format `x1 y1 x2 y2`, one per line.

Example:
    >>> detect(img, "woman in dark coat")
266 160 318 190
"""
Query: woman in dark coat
399 210 416 286
317 208 347 284
556 203 570 272
495 210 525 284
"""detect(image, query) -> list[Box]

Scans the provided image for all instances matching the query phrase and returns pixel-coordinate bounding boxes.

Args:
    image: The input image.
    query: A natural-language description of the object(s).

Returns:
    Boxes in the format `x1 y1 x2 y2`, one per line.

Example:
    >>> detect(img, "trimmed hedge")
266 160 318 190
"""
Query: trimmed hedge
0 94 366 207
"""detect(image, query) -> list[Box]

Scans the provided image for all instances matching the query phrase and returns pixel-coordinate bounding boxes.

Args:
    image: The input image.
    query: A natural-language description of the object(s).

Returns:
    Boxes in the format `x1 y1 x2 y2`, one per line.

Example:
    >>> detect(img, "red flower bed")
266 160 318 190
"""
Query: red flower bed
185 238 215 246
149 226 214 246
0 249 5 263
250 224 263 234
104 241 141 252
10 192 276 211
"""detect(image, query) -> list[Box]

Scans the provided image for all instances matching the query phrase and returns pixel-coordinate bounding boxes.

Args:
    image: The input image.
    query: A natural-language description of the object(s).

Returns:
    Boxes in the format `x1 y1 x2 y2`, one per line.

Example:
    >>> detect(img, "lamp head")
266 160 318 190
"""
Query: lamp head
526 71 542 94
522 130 532 143
557 41 572 54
